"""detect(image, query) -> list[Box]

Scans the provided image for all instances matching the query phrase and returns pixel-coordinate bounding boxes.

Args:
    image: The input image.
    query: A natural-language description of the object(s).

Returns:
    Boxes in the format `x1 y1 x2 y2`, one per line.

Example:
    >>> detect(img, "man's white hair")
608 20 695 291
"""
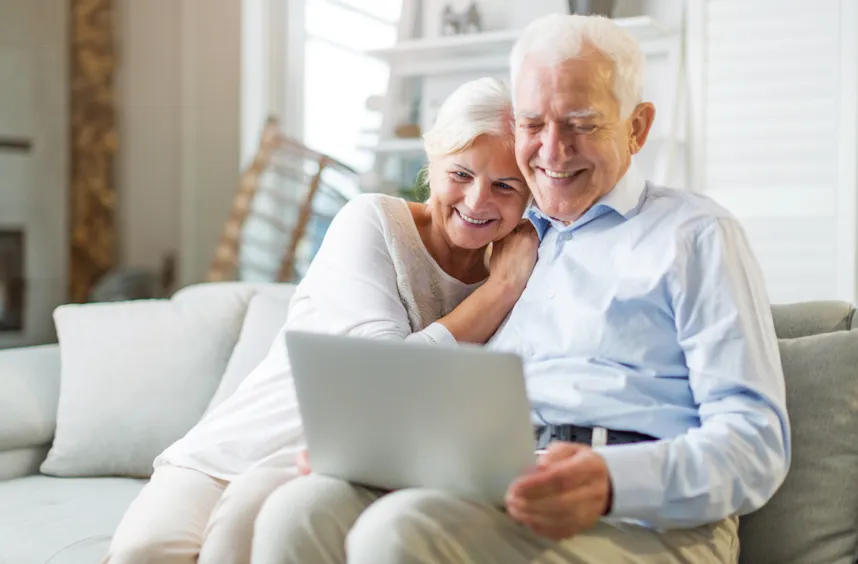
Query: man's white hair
510 14 644 118
422 77 512 157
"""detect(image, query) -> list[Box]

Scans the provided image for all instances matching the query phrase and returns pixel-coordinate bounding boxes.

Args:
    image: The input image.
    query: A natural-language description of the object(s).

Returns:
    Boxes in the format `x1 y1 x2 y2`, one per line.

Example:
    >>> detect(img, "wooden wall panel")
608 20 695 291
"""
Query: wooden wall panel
69 0 117 303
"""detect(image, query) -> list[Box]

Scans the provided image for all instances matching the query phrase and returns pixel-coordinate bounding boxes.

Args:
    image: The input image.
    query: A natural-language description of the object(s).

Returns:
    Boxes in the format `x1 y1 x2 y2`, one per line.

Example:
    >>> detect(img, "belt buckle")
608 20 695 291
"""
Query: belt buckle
591 427 608 447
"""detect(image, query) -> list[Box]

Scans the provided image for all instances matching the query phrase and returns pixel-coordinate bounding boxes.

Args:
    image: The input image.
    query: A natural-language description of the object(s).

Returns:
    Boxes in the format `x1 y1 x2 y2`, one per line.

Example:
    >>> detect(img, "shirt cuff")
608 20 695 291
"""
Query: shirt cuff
596 441 666 521
419 322 457 346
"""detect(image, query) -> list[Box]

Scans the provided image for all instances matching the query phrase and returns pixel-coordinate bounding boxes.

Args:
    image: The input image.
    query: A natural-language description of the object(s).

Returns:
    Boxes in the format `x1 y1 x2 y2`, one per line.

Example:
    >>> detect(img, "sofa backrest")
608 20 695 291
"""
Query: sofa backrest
193 282 298 412
739 300 858 564
771 300 856 338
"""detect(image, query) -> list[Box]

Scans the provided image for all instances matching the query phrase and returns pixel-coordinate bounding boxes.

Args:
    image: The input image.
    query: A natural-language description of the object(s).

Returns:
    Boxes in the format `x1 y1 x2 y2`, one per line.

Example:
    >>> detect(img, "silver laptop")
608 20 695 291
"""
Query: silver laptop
285 330 537 506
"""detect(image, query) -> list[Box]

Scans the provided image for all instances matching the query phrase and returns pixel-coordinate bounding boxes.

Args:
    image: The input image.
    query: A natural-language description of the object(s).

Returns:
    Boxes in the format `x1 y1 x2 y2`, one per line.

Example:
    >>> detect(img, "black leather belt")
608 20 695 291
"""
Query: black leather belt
535 424 658 449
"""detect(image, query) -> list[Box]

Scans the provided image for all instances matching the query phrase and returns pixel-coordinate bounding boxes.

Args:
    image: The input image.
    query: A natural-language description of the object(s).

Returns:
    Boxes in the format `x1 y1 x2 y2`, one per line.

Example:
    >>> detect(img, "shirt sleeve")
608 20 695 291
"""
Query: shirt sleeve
287 195 456 347
597 217 791 529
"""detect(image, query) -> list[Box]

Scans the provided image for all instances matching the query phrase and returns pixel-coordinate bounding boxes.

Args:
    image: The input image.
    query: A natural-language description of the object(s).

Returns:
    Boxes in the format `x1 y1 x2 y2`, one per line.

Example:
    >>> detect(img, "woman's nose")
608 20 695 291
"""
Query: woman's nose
464 179 491 209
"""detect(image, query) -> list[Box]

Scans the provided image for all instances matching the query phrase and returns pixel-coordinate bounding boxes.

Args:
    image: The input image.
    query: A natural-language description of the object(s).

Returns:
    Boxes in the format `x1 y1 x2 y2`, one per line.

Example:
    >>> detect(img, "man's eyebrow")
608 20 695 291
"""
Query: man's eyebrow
514 110 602 120
497 176 524 183
565 110 601 119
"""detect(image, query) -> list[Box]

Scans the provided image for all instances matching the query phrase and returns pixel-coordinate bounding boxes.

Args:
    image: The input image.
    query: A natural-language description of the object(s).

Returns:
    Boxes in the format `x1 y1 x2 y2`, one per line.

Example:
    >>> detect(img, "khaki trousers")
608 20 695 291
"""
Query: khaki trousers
252 474 739 564
104 464 297 564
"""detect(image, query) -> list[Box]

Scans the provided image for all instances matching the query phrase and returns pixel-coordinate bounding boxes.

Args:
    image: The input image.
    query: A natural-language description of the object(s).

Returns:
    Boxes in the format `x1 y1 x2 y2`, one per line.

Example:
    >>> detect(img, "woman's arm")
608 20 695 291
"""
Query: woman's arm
289 195 446 342
433 221 538 344
290 196 536 346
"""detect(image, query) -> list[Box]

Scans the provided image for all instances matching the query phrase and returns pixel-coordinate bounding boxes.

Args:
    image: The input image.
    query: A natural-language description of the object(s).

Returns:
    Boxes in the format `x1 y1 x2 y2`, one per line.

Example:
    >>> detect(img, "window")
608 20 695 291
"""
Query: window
299 0 402 171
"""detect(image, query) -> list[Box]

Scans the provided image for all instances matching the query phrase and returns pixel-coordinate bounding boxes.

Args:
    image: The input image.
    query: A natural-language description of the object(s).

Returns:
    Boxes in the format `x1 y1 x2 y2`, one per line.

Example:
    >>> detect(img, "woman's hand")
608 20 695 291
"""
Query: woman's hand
489 220 539 294
433 220 537 345
297 448 312 475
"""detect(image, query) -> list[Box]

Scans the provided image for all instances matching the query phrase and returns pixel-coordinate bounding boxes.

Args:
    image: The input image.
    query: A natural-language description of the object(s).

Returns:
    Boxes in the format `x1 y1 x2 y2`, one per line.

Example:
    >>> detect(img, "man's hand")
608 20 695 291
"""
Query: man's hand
297 448 311 475
505 442 612 541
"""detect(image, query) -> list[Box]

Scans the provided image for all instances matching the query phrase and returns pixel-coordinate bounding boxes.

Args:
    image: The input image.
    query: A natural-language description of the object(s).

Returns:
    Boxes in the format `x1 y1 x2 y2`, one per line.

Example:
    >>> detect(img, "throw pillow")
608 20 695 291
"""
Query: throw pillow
204 291 294 412
41 293 249 478
738 330 858 564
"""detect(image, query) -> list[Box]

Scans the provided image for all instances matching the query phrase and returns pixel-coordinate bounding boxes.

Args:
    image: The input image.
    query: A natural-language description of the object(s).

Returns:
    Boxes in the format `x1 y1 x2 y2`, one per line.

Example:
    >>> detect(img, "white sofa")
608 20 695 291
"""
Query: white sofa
1 281 858 564
0 282 297 564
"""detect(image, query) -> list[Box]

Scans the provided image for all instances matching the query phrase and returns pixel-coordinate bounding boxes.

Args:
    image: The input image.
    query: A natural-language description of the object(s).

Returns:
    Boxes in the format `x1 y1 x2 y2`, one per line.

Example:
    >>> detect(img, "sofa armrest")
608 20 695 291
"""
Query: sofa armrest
0 345 60 477
0 446 50 480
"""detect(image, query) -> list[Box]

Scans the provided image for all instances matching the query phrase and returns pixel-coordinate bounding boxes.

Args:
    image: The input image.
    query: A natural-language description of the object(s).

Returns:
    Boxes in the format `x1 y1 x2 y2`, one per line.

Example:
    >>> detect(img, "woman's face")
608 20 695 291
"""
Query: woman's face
427 134 530 250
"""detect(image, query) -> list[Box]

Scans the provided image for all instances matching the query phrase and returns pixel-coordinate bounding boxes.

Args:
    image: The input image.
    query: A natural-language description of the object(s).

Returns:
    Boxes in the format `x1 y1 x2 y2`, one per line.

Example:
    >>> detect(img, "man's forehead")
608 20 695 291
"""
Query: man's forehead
513 72 617 120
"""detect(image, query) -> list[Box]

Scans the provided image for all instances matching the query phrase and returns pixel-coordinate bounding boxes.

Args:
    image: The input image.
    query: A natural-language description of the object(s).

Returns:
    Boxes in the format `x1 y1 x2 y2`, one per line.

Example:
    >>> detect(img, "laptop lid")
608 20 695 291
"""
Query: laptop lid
285 330 536 506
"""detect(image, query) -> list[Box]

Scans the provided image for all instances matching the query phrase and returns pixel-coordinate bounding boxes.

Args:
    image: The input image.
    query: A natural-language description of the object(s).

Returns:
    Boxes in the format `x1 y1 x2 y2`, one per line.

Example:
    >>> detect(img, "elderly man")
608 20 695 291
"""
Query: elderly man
253 14 789 564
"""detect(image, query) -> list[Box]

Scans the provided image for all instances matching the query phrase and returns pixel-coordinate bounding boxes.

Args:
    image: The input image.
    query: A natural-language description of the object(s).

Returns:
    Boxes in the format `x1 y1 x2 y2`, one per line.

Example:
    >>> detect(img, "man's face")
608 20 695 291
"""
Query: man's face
513 47 654 223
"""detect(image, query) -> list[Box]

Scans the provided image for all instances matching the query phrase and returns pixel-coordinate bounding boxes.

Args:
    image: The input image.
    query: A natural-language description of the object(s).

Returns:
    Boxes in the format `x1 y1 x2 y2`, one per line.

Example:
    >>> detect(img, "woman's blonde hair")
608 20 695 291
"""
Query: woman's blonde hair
415 78 513 199
422 77 513 158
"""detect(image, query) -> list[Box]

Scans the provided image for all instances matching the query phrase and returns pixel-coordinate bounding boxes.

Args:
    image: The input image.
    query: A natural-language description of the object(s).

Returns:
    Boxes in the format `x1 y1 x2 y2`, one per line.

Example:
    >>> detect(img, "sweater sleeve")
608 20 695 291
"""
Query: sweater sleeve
286 195 454 346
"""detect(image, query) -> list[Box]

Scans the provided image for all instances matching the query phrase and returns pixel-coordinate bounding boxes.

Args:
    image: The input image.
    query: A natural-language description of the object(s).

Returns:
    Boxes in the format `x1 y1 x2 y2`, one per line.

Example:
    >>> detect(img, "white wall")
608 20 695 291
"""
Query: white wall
0 0 68 348
117 0 182 275
117 0 243 287
179 0 243 286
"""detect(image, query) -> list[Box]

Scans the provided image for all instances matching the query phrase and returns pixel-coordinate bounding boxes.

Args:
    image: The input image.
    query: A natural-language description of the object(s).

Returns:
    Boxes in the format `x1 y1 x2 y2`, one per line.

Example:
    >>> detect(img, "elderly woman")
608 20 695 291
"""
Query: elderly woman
104 76 536 564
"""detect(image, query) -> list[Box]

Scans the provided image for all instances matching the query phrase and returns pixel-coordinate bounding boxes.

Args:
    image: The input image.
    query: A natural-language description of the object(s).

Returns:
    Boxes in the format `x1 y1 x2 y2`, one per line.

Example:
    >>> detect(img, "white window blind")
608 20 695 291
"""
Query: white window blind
700 0 847 303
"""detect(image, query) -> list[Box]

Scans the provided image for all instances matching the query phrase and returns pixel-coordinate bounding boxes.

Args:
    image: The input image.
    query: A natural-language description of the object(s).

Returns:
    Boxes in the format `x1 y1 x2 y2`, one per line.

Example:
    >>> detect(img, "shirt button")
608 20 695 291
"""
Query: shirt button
547 292 555 299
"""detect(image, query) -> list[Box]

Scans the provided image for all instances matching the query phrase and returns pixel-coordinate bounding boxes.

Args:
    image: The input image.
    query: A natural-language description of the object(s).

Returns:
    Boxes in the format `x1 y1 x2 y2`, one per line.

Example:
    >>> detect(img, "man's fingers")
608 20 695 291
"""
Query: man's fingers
537 441 587 467
508 484 603 520
507 467 564 501
510 452 602 502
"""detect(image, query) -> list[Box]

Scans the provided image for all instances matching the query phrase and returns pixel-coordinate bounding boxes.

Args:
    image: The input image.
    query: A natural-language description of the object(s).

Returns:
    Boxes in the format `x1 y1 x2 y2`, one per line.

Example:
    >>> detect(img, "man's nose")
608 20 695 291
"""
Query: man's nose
540 122 573 164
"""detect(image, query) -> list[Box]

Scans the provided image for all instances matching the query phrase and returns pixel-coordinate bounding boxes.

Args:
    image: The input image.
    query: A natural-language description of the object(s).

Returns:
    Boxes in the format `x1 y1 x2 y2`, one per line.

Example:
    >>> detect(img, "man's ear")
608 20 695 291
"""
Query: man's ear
628 102 656 155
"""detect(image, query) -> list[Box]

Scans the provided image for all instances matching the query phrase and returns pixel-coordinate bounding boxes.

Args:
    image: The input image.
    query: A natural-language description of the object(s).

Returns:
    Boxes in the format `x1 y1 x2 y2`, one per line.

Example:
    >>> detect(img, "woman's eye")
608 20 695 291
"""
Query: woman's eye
454 171 470 179
496 182 513 191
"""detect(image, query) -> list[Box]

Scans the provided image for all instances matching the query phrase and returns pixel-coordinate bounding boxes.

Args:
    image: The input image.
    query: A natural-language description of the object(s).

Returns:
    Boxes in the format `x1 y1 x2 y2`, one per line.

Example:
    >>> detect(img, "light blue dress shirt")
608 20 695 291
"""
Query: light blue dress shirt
489 163 791 529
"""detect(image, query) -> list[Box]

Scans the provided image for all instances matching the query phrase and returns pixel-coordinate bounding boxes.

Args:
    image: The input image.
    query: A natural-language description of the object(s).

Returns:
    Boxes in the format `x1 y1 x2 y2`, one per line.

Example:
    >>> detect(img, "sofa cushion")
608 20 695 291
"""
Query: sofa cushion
41 288 251 478
0 344 60 451
738 330 858 564
205 290 295 412
0 475 145 564
771 301 855 339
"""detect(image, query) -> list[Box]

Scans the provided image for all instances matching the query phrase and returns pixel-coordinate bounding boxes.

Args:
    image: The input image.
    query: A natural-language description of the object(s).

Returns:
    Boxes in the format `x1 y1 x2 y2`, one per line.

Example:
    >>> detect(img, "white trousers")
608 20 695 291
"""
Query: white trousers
104 464 297 564
253 474 739 564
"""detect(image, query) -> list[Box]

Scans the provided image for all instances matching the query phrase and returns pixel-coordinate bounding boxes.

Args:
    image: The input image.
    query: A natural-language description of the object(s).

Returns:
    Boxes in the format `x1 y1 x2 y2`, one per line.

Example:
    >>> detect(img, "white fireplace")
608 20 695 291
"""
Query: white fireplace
0 230 23 332
0 0 68 348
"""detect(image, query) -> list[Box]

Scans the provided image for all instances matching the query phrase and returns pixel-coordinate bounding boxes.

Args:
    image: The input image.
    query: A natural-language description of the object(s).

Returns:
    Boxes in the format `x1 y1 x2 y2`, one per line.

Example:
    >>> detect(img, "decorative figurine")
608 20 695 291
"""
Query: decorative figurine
440 4 460 36
440 2 483 36
463 2 483 34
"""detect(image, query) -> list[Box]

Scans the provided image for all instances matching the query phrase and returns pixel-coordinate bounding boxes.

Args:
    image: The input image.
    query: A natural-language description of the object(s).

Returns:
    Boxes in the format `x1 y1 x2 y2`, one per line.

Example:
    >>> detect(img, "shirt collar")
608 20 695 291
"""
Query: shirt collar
527 162 647 240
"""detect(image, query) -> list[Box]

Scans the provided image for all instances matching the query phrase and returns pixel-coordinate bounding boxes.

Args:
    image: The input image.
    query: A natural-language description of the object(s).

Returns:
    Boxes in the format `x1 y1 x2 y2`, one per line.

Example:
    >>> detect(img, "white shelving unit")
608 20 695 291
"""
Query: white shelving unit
367 16 675 77
357 137 424 155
